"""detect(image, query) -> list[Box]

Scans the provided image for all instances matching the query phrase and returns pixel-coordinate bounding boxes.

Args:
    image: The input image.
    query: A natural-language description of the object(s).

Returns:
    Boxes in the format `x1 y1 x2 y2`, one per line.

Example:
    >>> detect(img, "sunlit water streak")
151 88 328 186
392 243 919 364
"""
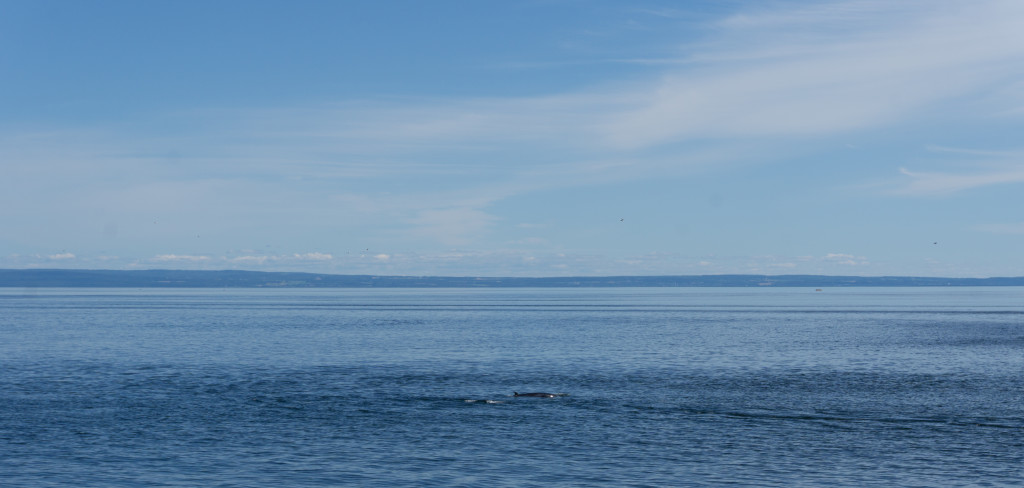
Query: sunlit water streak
2 287 1022 486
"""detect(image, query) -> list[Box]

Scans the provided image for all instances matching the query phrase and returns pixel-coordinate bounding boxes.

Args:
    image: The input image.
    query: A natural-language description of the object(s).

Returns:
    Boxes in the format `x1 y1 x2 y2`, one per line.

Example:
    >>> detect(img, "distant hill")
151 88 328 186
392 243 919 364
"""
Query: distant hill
2 269 1024 287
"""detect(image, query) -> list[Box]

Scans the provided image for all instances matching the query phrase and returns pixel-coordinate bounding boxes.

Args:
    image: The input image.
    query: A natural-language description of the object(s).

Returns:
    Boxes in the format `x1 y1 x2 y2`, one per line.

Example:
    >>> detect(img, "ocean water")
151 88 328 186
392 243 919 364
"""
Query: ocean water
1 287 1022 487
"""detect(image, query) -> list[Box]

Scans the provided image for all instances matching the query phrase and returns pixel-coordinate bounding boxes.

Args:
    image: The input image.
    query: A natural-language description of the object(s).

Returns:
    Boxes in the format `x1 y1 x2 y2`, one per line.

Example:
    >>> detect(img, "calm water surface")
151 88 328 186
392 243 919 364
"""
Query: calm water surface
1 287 1022 486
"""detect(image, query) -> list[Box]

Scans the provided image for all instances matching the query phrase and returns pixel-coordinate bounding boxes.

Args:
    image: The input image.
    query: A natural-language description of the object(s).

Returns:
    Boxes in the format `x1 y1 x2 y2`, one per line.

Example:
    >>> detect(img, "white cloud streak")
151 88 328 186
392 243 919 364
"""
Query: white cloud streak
82 1 1018 172
975 223 1024 235
896 164 1024 195
606 1 1024 146
294 252 333 261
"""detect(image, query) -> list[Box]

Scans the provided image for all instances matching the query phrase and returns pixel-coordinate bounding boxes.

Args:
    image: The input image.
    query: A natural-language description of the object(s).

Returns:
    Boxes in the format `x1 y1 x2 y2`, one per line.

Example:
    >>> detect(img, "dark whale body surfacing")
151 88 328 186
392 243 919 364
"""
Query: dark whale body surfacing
513 392 557 398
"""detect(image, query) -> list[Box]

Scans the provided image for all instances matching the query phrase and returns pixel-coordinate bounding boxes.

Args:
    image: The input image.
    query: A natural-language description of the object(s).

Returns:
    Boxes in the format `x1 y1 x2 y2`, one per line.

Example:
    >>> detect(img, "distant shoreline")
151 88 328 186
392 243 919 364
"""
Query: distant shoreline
2 269 1023 288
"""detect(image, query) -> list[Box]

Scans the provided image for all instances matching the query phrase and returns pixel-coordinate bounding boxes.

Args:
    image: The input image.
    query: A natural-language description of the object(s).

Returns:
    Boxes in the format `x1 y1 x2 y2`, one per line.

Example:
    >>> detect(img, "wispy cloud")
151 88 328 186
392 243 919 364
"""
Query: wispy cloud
824 253 869 266
230 255 272 265
896 164 1024 195
885 143 1024 195
233 0 1024 155
294 252 333 261
609 2 1024 146
975 222 1024 235
8 2 1022 192
924 145 1021 157
153 254 211 262
141 252 338 270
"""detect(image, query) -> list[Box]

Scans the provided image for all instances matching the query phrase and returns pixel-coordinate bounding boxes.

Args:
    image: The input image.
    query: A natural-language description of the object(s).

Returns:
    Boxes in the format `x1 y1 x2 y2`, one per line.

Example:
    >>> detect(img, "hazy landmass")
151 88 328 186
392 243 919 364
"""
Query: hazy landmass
2 269 1023 288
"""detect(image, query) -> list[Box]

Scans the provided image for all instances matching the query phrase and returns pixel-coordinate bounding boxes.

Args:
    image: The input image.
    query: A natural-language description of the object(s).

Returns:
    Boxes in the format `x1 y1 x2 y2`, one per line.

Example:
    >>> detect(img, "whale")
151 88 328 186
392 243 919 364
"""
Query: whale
513 392 557 398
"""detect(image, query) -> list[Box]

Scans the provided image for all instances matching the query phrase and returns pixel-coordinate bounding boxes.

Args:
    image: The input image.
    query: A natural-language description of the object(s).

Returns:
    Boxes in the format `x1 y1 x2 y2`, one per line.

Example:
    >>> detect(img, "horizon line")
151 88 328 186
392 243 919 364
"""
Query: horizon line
3 267 1024 280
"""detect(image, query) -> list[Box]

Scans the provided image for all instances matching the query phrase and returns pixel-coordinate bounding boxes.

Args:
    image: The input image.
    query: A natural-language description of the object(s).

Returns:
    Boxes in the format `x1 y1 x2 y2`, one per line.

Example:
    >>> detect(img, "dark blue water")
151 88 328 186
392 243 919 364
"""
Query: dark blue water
2 287 1022 486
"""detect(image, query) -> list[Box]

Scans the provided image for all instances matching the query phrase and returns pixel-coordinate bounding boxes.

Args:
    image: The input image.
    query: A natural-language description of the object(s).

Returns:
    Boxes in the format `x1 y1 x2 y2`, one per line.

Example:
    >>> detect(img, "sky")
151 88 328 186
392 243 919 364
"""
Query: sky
2 0 1024 277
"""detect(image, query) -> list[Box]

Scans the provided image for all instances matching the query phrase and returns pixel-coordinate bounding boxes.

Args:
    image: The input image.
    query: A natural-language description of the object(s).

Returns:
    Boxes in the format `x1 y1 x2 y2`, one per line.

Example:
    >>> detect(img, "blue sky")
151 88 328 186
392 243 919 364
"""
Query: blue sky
3 0 1024 277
